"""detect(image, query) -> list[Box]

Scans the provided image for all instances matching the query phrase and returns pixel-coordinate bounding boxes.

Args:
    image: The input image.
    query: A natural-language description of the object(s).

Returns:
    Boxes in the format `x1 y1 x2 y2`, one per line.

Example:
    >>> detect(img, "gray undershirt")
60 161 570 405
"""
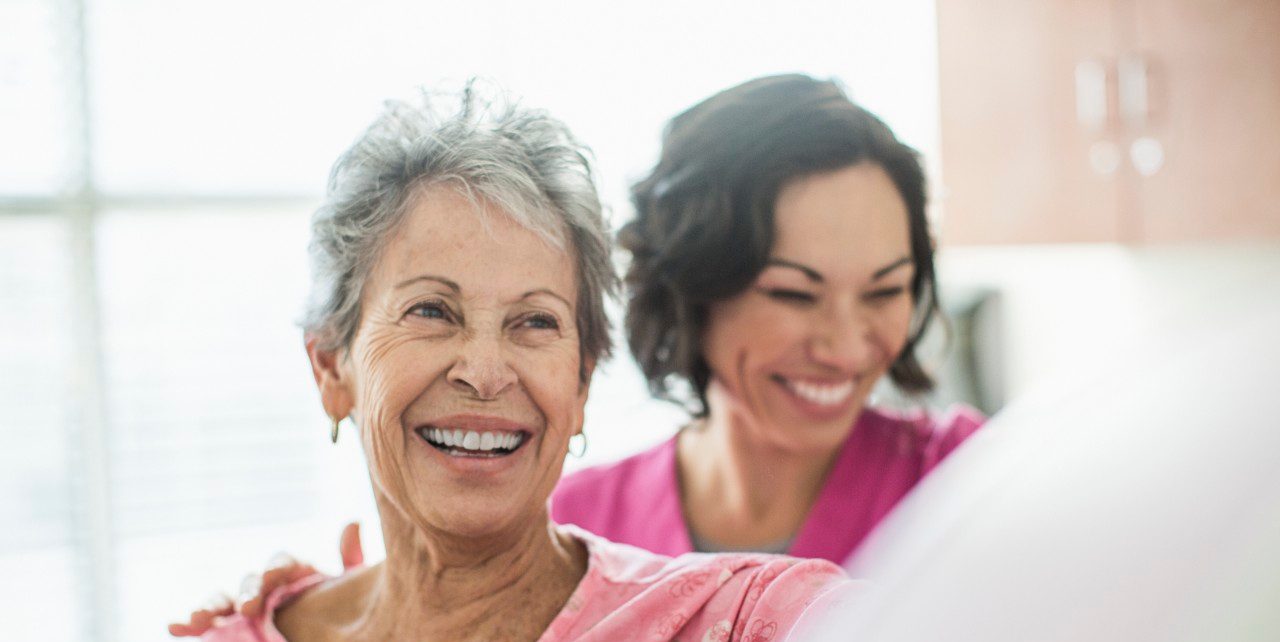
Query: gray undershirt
689 530 794 555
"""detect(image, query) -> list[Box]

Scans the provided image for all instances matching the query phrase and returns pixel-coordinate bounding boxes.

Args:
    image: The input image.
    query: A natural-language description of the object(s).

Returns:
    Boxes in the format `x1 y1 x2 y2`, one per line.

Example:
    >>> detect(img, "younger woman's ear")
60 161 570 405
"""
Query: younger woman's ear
305 334 354 420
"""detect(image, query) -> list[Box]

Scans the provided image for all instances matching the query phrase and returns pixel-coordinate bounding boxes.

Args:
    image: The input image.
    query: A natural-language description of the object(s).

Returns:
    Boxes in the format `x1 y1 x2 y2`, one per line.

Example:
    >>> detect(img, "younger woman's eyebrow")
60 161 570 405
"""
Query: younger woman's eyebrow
765 258 824 282
873 256 913 280
766 256 913 283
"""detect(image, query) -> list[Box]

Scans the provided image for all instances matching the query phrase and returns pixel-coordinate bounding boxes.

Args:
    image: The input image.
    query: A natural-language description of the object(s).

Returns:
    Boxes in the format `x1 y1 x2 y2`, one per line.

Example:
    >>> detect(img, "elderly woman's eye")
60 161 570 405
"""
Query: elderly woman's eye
408 301 452 321
520 313 560 330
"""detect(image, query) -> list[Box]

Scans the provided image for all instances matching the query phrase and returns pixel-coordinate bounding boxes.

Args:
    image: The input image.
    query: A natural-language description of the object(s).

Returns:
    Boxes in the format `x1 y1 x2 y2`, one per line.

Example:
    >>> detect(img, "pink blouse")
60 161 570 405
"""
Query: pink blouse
200 526 860 641
551 406 984 563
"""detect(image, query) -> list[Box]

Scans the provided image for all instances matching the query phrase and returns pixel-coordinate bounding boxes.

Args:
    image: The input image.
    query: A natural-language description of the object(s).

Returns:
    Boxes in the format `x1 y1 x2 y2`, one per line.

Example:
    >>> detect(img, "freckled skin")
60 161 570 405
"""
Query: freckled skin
289 185 591 641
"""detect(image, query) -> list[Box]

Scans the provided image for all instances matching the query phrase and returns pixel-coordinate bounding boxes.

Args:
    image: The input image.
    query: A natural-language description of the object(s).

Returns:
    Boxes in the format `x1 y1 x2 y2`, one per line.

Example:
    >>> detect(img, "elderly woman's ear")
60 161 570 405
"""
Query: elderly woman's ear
579 356 597 394
305 334 355 422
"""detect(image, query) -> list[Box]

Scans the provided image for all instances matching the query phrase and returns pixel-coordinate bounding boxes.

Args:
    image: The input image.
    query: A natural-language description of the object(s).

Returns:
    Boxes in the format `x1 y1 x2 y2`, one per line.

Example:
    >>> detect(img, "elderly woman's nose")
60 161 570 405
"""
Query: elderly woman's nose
446 335 518 400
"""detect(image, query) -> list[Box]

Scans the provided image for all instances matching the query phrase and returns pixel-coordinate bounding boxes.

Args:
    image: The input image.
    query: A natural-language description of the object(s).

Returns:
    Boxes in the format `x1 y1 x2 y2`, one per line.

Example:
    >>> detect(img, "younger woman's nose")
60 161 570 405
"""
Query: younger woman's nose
808 308 875 372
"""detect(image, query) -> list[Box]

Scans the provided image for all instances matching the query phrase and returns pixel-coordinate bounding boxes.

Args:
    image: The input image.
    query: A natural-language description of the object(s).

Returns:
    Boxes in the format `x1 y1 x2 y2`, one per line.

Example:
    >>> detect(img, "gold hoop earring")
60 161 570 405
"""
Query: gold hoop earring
330 416 341 444
568 432 587 458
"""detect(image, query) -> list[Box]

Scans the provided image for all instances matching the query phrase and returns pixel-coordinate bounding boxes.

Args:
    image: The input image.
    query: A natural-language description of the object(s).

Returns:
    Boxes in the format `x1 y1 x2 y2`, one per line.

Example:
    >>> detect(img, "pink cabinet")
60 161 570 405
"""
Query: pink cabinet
936 0 1280 244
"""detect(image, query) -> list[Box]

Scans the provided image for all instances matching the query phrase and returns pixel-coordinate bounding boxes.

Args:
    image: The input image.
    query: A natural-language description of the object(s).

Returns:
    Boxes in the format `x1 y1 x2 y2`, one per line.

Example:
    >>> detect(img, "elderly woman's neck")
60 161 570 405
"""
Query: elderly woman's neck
351 504 587 640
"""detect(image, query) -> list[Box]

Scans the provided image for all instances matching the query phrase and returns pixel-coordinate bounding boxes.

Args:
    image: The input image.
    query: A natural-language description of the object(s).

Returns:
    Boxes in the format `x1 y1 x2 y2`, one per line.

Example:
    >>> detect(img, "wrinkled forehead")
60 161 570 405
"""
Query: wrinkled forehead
370 184 578 301
408 177 570 248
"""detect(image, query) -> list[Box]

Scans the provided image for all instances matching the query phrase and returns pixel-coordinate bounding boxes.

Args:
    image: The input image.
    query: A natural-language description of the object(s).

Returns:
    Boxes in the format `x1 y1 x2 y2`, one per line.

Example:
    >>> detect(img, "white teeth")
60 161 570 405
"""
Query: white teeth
422 428 525 453
462 432 479 449
785 379 856 407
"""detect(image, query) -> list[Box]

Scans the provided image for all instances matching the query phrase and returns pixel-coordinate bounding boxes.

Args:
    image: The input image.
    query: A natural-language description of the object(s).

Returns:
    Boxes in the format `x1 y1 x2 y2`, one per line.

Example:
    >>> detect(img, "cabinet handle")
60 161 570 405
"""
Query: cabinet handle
1118 54 1150 128
1075 59 1109 131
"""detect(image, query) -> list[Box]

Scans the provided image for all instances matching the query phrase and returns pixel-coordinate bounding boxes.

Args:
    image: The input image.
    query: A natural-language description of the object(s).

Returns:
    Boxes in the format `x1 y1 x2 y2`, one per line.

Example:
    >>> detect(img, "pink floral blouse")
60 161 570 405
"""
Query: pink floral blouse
201 525 860 642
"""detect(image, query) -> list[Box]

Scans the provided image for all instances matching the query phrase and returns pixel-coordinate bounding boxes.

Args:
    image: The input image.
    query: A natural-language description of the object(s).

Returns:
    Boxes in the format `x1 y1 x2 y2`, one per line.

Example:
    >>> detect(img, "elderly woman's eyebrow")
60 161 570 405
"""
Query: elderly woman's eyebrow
394 274 461 292
519 288 573 310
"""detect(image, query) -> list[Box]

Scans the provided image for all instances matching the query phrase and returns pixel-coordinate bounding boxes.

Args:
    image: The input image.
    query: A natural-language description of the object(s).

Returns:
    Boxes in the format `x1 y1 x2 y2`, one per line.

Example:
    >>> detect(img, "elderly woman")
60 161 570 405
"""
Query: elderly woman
186 85 855 641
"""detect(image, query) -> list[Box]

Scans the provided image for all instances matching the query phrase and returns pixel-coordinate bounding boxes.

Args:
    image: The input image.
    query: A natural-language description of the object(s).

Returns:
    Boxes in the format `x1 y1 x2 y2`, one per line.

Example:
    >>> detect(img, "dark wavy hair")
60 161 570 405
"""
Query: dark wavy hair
619 73 939 415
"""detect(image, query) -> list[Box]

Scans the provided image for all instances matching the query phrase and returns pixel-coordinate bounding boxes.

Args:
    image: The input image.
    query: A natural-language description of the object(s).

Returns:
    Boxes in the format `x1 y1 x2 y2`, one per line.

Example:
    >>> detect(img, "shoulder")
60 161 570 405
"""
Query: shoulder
201 574 327 642
863 404 985 468
919 404 986 470
558 527 860 640
582 528 846 592
720 556 862 640
200 616 261 642
565 523 683 580
550 436 676 519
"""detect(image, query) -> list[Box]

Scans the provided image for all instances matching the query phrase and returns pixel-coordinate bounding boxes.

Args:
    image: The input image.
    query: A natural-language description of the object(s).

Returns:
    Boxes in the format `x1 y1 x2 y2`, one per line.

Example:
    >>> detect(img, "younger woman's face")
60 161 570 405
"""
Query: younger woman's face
701 163 915 454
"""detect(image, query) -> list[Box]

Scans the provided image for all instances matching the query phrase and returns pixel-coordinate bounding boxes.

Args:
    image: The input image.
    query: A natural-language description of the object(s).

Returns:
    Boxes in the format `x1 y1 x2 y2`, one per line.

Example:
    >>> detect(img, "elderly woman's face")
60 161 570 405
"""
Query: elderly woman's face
325 185 588 536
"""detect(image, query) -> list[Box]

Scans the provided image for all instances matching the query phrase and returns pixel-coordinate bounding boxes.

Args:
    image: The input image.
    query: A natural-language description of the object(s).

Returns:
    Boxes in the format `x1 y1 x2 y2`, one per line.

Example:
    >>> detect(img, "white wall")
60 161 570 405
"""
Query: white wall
937 242 1280 402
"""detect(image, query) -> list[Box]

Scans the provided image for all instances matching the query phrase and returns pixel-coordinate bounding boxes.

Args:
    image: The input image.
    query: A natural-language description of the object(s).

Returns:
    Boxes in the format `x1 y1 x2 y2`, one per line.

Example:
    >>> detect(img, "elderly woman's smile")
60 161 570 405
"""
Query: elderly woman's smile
331 183 588 534
415 416 529 458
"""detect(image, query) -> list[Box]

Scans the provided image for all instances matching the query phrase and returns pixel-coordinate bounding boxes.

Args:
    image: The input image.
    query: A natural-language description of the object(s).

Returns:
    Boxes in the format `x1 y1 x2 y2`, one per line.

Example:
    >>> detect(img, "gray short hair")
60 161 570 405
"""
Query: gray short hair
302 82 617 380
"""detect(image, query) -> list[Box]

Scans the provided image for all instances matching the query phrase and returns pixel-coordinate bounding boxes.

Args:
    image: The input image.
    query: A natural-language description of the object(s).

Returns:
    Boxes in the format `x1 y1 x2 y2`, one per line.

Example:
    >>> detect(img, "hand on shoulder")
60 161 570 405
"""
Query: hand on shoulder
168 522 365 638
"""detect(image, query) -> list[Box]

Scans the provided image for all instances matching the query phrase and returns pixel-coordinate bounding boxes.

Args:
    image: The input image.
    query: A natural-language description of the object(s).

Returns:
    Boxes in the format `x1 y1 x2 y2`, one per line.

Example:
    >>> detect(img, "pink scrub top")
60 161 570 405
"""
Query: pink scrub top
200 525 860 642
550 406 984 564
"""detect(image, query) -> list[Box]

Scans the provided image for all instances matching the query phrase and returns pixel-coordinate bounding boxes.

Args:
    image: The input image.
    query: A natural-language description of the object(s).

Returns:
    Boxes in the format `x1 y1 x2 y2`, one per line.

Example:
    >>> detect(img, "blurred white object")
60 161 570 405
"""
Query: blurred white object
1130 136 1166 177
816 267 1280 642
